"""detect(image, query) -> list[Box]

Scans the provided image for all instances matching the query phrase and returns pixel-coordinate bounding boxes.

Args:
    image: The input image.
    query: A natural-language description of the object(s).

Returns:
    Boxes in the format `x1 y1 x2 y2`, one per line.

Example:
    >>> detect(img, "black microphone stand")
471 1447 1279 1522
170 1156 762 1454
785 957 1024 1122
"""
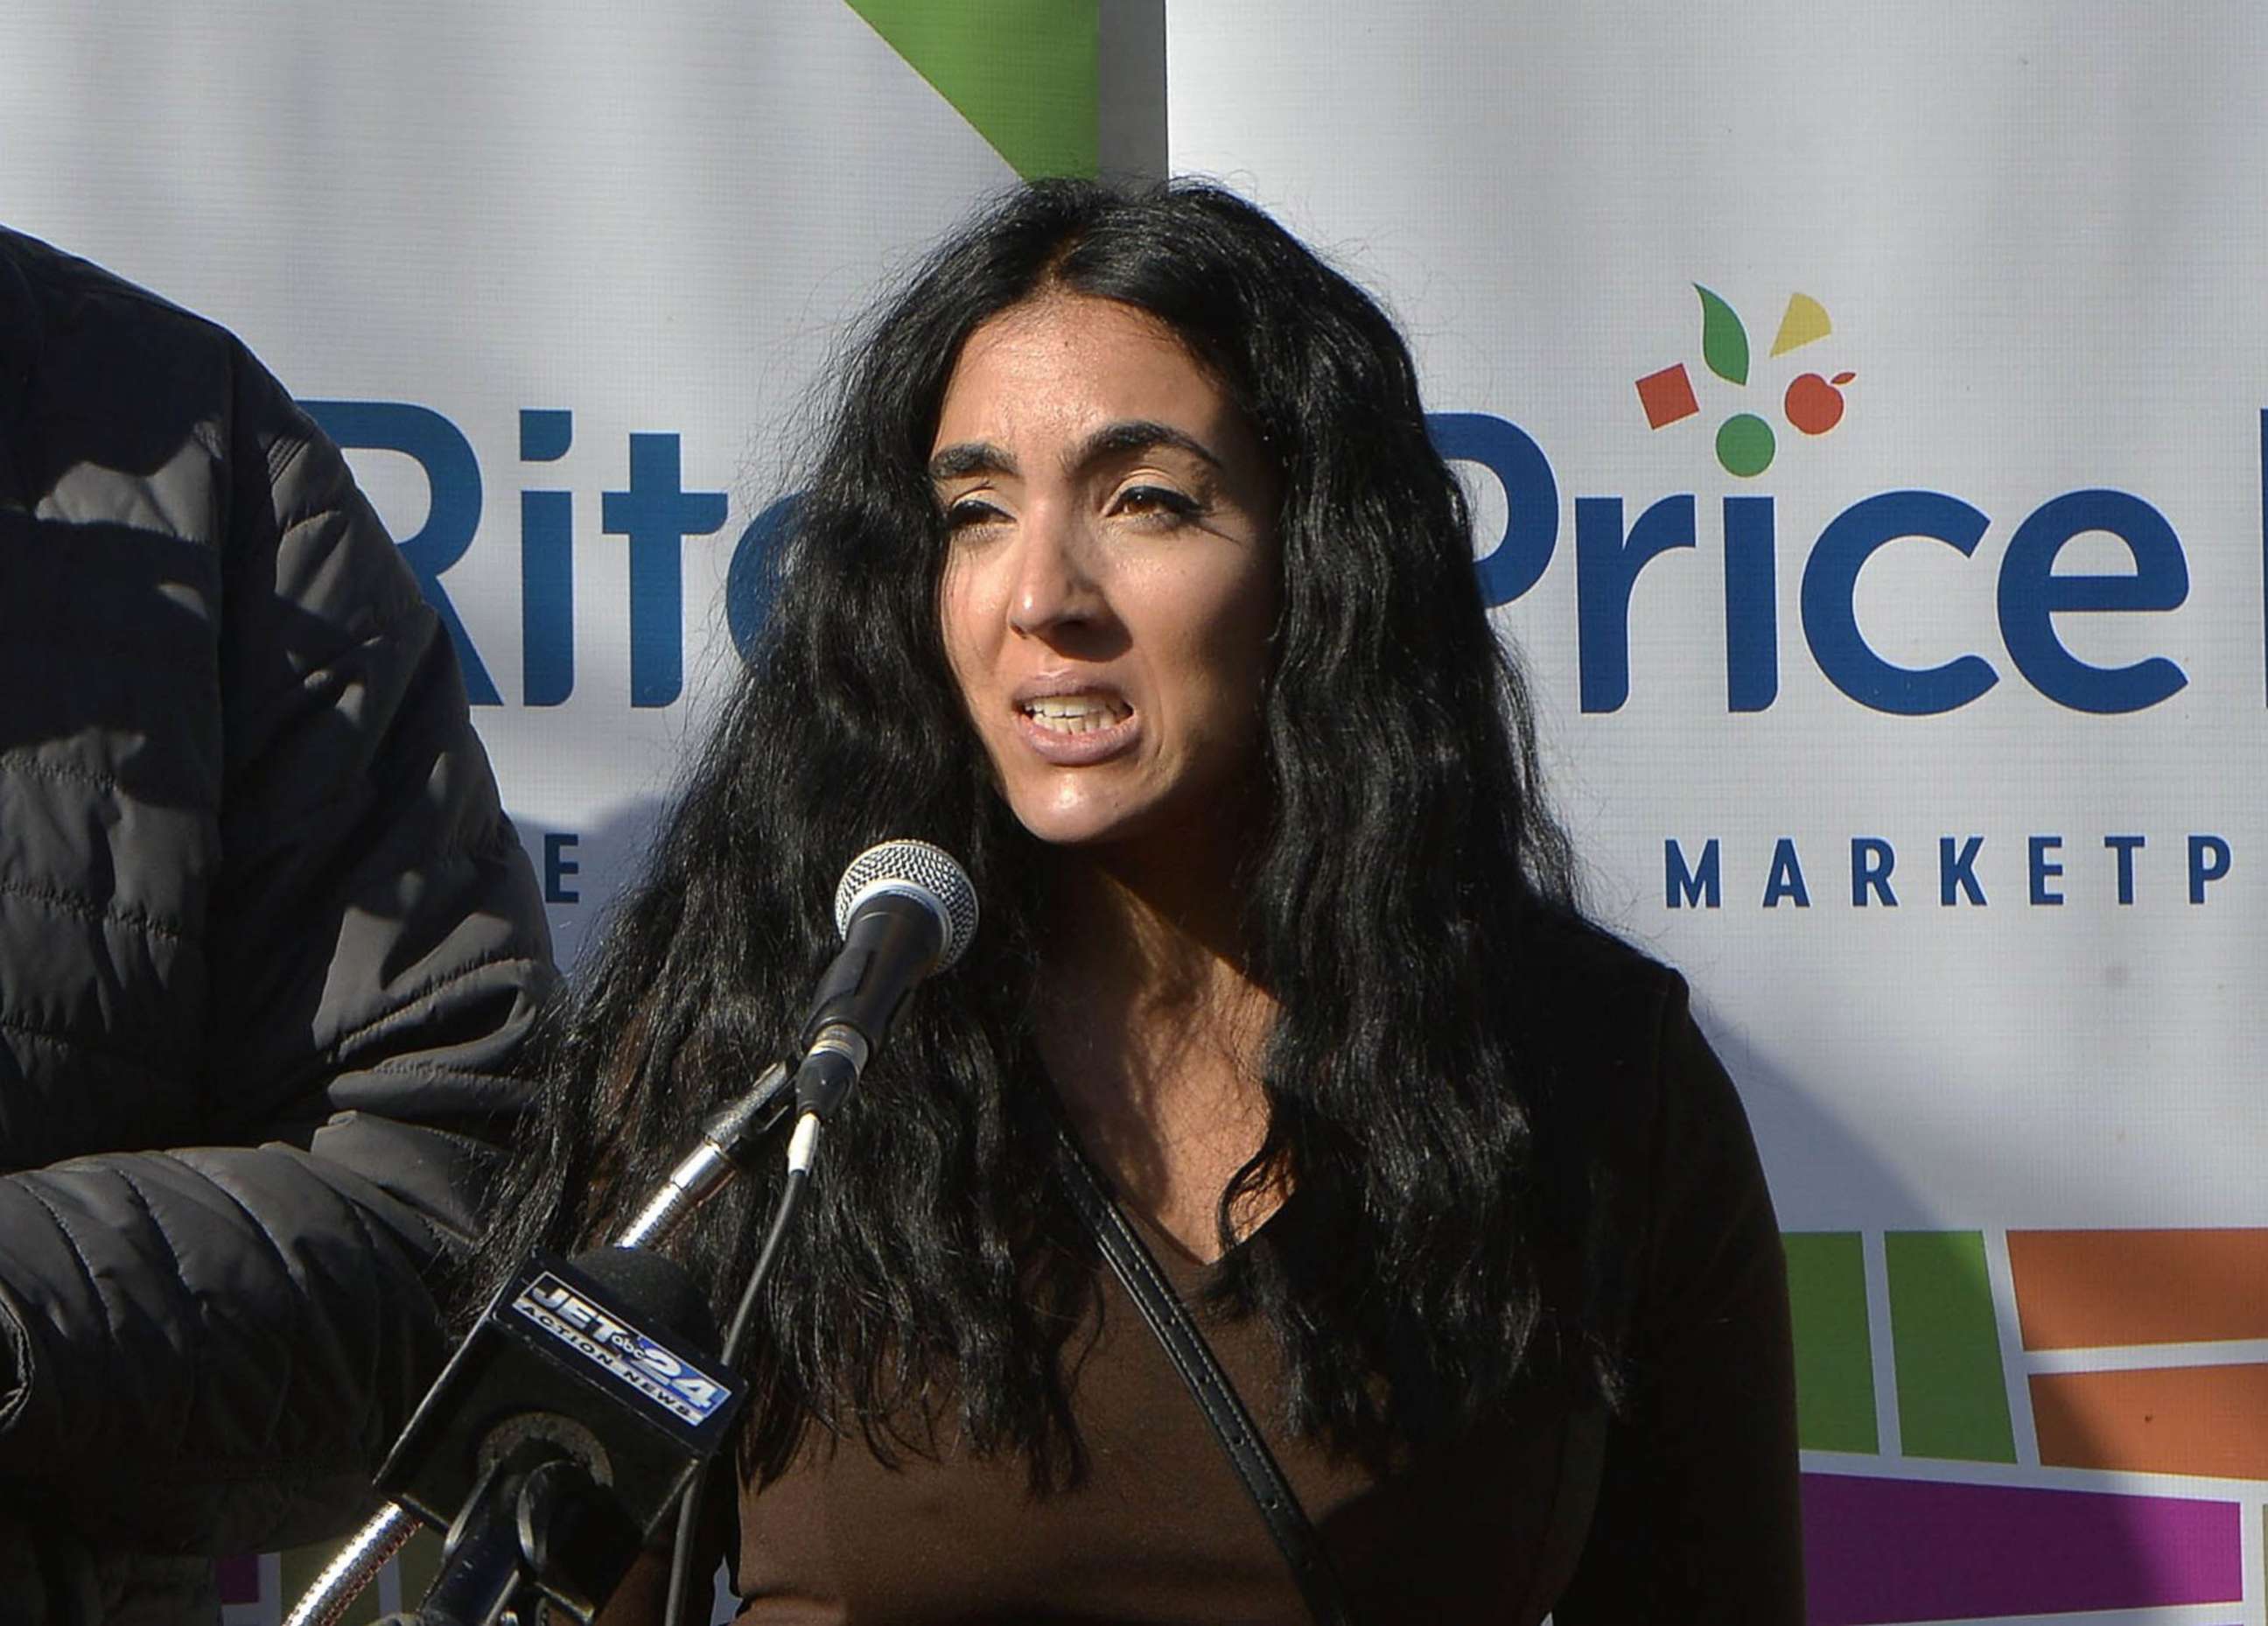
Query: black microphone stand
296 839 978 1626
375 1435 634 1626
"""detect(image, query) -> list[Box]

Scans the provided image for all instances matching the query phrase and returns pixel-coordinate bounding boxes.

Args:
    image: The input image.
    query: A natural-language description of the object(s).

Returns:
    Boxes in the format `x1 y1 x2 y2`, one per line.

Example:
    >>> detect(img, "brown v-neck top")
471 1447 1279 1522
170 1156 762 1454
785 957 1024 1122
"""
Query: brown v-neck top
724 957 1803 1624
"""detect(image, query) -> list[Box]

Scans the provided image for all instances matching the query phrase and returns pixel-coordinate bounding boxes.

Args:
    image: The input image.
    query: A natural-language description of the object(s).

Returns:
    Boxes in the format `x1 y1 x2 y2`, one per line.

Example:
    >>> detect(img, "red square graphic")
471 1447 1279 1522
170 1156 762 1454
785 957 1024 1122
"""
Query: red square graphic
1636 363 1698 429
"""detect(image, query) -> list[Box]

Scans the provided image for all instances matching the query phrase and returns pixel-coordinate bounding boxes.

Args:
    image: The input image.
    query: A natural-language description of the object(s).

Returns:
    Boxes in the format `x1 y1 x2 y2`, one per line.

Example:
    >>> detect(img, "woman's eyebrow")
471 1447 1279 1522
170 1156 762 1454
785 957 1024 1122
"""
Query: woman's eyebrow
1075 419 1224 473
928 421 1224 484
928 440 1016 481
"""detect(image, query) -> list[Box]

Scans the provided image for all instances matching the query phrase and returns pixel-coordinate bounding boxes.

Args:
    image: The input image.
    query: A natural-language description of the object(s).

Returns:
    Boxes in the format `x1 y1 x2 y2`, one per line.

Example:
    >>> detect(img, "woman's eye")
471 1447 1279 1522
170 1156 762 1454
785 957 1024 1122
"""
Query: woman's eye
944 496 1007 529
1113 485 1200 522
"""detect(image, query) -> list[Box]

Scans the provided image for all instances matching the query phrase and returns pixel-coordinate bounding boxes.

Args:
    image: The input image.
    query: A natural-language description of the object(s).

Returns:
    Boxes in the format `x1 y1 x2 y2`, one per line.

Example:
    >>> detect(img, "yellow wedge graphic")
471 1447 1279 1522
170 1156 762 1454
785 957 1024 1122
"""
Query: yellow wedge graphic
1770 293 1831 357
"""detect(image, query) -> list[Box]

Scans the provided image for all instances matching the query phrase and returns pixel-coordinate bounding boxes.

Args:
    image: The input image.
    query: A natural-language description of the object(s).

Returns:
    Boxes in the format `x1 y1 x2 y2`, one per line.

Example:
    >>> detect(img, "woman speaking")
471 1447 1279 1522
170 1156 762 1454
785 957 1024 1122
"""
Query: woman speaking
500 179 1803 1623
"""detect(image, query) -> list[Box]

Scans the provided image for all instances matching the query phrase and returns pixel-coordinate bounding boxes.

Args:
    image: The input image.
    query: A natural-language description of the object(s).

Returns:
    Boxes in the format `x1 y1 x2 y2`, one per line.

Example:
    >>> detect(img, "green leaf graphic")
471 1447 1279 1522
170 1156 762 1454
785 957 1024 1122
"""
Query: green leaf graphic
1696 284 1750 386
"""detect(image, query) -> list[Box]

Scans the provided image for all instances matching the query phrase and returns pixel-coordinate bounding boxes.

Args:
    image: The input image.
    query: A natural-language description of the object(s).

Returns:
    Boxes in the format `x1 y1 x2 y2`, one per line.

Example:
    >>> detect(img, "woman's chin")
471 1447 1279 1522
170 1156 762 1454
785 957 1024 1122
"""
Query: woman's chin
1000 785 1172 852
1000 767 1260 860
1012 805 1143 851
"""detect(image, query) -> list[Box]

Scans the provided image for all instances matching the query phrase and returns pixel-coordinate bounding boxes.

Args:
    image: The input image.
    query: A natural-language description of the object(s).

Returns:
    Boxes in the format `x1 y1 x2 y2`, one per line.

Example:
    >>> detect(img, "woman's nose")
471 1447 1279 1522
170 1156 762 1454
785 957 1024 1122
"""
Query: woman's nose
1006 508 1104 638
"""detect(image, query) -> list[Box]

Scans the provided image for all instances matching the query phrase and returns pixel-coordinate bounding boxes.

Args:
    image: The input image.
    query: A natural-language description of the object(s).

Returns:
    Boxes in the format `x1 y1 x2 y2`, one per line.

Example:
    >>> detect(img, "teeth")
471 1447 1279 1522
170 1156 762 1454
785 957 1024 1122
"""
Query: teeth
1024 696 1129 734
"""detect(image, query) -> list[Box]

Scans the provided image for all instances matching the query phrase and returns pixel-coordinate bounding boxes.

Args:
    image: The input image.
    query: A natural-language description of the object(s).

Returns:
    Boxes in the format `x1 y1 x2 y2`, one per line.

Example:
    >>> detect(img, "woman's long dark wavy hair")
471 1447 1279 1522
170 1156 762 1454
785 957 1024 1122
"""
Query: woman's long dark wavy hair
480 178 1602 1489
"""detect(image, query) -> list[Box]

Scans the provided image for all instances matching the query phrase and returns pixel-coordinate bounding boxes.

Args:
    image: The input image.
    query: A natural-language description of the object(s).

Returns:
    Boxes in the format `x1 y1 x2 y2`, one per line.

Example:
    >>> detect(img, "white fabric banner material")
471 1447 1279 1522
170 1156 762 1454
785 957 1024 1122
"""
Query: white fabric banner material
4 1 2262 1620
1 3 1032 1616
1171 4 2268 1622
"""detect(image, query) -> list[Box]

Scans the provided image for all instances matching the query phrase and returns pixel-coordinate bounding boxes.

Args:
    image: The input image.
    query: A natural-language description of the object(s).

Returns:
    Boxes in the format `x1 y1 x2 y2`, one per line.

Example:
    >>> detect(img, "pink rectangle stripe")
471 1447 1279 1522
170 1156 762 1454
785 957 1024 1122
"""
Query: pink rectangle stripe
1802 1473 2240 1625
214 1553 261 1605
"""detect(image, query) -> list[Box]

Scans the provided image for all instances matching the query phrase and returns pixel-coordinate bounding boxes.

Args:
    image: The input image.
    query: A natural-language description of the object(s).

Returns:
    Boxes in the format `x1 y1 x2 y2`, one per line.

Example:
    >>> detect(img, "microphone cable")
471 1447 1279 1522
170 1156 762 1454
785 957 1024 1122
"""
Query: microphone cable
659 839 978 1622
660 1133 810 1626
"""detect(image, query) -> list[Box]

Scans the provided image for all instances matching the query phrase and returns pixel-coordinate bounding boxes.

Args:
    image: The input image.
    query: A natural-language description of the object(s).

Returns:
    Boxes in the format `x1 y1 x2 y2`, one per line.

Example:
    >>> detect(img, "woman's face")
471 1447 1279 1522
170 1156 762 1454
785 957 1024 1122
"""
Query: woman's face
934 293 1278 852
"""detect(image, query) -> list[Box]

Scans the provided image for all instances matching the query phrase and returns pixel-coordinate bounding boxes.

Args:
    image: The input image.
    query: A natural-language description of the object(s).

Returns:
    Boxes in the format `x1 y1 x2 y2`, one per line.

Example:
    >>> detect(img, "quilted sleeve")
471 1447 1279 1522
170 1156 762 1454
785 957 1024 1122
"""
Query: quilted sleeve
0 336 555 1556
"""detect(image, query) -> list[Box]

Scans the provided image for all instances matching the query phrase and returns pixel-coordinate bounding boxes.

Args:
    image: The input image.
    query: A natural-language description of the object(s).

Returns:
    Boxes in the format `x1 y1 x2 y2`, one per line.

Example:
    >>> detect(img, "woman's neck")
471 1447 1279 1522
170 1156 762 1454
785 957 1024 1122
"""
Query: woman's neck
1034 840 1284 1264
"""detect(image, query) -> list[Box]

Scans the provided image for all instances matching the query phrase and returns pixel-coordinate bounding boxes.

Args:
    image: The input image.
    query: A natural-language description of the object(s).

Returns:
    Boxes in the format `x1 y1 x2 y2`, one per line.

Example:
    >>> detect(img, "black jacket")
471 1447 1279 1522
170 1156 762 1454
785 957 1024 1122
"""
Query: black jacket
0 228 555 1622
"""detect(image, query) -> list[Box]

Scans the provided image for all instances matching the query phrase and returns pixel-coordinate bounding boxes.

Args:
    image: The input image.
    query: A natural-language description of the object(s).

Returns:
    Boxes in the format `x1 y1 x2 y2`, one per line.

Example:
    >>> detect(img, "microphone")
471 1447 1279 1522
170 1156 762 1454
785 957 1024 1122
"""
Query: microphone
791 839 978 1122
287 840 977 1626
372 1246 746 1622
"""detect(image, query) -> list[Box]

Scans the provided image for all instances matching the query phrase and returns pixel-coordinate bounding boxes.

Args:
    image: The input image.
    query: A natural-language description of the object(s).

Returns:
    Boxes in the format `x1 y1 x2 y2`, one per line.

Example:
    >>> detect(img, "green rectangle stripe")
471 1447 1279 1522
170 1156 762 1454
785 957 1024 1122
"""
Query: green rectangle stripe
1885 1230 2016 1463
1783 1231 1878 1454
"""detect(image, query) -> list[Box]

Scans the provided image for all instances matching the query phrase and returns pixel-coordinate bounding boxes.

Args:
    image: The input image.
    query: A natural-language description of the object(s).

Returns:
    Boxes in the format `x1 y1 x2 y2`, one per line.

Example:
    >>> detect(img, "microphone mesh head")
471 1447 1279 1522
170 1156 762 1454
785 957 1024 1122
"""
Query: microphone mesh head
833 839 979 969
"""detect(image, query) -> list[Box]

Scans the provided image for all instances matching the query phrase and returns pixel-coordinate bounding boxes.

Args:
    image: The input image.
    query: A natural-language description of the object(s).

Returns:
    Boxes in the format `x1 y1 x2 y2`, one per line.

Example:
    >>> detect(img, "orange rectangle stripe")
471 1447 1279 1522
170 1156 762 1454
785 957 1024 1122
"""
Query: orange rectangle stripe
2032 1364 2268 1481
2006 1230 2268 1350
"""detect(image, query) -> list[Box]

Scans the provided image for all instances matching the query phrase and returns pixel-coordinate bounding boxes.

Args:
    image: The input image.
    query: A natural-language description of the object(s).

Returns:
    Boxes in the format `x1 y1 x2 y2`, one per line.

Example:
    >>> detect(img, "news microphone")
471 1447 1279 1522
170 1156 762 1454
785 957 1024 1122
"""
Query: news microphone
373 1246 746 1621
792 839 978 1122
290 842 977 1626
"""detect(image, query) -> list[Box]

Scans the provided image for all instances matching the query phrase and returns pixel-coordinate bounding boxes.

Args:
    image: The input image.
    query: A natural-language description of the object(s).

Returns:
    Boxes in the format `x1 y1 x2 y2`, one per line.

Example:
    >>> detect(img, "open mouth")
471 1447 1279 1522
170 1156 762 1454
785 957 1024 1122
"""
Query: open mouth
1021 694 1132 735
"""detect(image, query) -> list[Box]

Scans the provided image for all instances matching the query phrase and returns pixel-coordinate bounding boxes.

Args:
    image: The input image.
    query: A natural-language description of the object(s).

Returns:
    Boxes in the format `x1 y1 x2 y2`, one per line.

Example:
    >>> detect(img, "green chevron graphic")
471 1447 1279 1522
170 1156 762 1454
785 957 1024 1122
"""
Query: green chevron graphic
847 0 1099 180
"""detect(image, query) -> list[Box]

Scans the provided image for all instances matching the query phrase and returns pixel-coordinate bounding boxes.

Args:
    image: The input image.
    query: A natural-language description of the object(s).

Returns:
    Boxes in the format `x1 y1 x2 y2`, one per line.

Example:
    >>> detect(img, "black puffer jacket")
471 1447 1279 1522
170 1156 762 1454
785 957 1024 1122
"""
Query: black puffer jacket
0 228 555 1622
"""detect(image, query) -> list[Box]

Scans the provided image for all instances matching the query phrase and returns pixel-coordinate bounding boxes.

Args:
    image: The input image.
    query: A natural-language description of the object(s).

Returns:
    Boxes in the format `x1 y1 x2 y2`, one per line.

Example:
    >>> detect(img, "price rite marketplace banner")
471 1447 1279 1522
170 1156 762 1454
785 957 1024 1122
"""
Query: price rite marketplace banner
1 4 2261 1622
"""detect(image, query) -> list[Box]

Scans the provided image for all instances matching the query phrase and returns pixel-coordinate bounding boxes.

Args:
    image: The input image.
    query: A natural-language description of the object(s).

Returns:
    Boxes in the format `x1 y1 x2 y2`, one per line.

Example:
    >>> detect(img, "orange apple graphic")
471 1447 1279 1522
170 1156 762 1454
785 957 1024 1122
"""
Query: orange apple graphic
1785 370 1854 435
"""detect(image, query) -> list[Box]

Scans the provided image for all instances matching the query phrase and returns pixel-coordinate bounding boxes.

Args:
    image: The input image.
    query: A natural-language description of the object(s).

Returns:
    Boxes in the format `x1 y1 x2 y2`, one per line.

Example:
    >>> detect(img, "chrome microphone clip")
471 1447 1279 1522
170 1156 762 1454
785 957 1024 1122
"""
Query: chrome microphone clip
617 1062 795 1248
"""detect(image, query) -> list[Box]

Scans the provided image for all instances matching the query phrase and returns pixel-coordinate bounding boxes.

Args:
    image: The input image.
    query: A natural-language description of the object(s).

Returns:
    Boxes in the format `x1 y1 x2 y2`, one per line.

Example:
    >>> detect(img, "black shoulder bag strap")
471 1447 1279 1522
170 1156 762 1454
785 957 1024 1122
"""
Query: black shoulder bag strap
1052 1119 1357 1626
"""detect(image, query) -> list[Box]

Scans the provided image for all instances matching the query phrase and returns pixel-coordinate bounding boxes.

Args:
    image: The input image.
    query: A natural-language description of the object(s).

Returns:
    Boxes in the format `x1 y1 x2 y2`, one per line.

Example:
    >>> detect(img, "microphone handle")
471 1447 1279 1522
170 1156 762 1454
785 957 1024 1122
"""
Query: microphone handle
797 892 944 1051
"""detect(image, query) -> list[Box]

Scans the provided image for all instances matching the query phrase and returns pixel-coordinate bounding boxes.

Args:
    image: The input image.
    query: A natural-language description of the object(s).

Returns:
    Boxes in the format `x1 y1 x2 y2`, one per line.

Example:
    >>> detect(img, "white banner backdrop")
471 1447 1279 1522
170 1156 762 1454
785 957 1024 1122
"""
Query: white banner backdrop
0 3 1039 1617
4 1 2264 1621
0 0 1030 982
1172 1 2266 1233
1170 5 2268 1622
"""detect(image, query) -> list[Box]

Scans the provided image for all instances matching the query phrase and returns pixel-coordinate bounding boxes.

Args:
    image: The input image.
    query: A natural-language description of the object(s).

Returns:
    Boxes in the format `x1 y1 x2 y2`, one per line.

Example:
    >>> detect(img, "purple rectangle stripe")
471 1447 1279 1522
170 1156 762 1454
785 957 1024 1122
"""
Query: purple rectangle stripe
1803 1473 2241 1625
214 1552 261 1605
